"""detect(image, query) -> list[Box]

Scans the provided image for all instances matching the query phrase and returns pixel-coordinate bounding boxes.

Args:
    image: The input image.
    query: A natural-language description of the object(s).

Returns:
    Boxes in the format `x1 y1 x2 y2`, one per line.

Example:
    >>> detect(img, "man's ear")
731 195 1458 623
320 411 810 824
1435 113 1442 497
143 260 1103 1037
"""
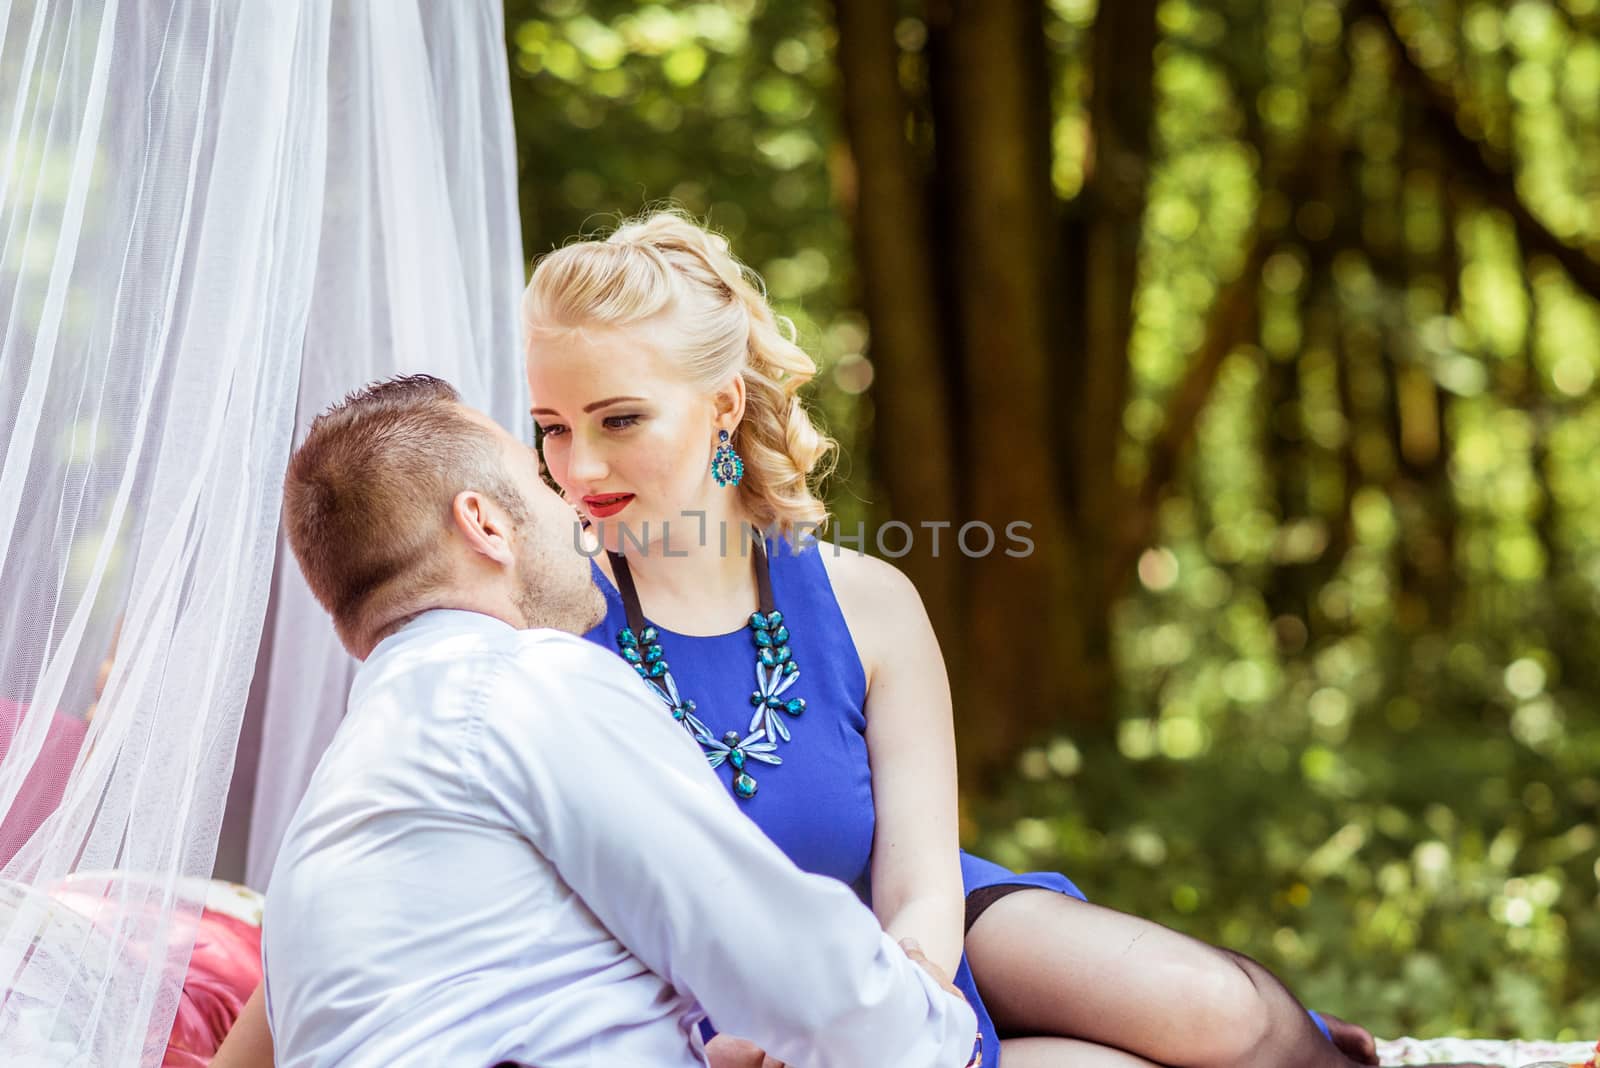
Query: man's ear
451 490 515 567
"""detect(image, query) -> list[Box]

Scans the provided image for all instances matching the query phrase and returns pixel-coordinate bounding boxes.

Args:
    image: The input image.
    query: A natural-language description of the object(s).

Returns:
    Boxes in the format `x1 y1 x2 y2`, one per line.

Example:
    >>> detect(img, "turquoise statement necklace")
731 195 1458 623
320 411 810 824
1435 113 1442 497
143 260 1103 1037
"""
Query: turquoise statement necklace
610 540 806 800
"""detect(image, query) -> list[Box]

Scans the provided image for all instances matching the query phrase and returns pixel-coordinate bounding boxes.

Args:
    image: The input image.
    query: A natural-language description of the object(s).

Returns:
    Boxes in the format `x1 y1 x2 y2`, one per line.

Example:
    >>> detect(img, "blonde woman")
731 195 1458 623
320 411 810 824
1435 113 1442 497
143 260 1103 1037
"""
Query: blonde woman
517 211 1378 1068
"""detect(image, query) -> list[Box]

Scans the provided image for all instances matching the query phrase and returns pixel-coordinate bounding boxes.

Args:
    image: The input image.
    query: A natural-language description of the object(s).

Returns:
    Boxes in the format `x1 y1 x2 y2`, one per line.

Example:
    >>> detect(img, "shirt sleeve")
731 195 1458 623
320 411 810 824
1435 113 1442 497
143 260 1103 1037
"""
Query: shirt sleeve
466 632 978 1068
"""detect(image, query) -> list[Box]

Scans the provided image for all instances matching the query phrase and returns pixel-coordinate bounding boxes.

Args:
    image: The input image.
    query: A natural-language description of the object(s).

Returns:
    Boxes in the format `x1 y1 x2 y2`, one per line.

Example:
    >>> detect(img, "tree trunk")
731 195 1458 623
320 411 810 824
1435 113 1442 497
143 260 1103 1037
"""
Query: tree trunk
831 0 960 658
926 0 1081 779
1067 0 1161 727
1073 0 1159 561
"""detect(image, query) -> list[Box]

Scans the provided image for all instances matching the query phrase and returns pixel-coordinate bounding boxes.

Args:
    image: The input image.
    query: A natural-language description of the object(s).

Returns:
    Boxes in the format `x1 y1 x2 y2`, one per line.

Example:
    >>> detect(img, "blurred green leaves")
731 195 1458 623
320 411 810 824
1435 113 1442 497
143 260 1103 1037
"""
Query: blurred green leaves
502 0 1600 1035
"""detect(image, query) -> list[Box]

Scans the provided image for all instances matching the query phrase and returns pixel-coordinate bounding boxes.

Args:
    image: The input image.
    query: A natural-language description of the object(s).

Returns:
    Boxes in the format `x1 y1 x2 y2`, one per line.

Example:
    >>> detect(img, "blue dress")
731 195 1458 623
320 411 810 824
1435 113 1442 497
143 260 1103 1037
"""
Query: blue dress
583 540 1084 1066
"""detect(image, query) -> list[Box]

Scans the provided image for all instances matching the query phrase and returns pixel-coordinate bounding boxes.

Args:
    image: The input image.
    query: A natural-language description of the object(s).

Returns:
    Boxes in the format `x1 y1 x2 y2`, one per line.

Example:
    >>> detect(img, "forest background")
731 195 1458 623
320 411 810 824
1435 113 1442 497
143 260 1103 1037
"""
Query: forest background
503 0 1600 1038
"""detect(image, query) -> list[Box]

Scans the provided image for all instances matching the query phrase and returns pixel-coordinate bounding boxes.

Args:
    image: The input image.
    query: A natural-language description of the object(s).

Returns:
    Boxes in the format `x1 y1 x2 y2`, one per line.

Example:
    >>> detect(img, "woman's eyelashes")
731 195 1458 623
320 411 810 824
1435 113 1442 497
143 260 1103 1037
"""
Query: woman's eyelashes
535 414 641 438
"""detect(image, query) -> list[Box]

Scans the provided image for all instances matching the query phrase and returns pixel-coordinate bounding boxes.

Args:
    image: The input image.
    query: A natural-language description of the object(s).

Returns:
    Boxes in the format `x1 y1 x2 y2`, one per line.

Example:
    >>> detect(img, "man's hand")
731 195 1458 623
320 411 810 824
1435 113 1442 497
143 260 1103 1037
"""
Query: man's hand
704 1034 787 1068
901 939 983 1067
899 937 966 1002
700 941 966 1068
1319 1012 1378 1065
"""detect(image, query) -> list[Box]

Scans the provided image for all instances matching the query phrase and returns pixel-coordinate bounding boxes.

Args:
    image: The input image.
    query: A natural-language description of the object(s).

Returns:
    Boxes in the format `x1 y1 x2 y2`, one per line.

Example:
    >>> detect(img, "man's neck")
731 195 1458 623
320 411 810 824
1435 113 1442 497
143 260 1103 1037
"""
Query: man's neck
360 592 523 659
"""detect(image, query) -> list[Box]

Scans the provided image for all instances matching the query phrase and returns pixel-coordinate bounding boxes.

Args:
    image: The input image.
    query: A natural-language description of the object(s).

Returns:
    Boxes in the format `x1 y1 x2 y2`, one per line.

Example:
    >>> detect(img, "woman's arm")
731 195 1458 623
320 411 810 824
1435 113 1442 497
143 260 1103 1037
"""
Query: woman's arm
822 548 966 978
210 982 274 1068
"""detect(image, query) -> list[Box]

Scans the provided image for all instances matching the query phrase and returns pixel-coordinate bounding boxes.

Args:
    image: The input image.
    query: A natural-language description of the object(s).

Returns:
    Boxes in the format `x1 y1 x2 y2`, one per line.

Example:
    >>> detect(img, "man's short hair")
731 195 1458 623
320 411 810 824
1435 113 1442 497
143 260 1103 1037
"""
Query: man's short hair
282 375 526 650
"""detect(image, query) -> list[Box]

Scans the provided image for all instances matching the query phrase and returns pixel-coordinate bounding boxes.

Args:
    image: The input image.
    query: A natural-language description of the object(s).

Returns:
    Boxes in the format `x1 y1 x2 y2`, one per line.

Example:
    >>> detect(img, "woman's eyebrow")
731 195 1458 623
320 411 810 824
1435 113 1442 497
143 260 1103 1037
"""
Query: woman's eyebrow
531 396 646 417
583 395 646 413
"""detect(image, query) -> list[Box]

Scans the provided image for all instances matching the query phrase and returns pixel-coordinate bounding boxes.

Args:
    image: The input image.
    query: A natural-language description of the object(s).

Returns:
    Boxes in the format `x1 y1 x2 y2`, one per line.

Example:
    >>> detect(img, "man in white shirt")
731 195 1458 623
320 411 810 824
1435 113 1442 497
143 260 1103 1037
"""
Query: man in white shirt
265 375 979 1068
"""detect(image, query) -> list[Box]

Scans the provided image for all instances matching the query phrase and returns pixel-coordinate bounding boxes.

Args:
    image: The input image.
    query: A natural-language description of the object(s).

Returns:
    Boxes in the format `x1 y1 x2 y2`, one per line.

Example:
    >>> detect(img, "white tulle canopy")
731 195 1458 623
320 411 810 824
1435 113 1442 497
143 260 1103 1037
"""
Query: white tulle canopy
0 0 529 1060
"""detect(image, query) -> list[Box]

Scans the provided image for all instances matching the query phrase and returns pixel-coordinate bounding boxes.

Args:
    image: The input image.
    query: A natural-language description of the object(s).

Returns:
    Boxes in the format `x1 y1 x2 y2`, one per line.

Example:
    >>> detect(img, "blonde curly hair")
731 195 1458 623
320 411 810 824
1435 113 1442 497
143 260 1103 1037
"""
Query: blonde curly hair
522 211 836 538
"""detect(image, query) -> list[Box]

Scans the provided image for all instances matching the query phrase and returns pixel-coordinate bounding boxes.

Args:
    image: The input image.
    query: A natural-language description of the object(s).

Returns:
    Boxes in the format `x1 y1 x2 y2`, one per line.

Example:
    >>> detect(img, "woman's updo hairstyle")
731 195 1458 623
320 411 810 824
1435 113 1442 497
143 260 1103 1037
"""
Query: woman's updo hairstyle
522 210 836 538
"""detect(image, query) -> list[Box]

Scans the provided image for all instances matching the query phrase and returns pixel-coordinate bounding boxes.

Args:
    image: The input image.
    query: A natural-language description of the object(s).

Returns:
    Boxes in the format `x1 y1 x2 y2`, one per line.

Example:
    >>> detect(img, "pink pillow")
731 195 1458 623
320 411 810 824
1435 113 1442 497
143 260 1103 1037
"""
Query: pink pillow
163 908 263 1067
0 697 88 867
48 879 264 1067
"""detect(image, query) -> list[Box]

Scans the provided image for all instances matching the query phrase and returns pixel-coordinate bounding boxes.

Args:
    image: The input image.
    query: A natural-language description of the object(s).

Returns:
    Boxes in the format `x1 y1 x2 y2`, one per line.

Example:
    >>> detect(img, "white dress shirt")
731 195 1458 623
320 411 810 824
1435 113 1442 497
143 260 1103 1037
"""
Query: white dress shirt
262 609 977 1068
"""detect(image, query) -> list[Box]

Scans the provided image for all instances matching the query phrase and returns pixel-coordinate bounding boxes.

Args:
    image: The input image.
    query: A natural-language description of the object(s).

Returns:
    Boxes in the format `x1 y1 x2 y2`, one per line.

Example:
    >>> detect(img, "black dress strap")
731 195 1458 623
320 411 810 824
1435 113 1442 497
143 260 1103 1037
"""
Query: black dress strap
752 539 776 615
609 538 775 633
607 547 650 637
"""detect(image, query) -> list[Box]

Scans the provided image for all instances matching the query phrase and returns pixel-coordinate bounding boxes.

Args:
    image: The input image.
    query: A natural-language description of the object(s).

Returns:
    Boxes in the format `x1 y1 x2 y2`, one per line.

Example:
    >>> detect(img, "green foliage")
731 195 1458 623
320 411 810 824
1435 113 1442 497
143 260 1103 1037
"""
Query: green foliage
504 0 1600 1037
972 715 1600 1038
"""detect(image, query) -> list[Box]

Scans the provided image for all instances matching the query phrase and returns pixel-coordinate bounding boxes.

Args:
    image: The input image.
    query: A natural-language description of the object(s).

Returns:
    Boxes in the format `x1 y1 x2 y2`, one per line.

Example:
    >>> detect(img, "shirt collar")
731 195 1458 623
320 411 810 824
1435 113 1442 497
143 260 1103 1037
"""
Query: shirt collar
365 608 518 664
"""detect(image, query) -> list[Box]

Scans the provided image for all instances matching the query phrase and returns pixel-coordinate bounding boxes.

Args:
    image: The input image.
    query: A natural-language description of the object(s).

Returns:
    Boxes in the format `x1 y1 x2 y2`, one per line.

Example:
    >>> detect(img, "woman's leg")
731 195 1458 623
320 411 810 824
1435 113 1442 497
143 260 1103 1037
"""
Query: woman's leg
998 1037 1163 1067
966 890 1359 1068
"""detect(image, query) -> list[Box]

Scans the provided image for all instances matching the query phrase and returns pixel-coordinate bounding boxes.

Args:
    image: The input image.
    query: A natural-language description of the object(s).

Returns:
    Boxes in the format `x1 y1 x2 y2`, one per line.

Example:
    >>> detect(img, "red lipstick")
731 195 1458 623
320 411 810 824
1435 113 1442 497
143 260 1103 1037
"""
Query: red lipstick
583 493 635 519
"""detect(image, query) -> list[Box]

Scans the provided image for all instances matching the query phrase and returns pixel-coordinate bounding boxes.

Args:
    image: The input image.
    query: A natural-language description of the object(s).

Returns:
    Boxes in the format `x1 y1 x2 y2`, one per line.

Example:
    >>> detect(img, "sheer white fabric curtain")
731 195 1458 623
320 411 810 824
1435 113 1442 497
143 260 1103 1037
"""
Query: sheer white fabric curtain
244 2 529 887
0 0 525 1061
0 1 328 1061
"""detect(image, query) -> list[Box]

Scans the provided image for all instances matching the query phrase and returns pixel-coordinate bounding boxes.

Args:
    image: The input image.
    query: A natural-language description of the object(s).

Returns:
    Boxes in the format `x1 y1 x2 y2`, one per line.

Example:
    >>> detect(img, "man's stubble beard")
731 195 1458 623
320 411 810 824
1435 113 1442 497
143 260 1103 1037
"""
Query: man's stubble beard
513 536 605 636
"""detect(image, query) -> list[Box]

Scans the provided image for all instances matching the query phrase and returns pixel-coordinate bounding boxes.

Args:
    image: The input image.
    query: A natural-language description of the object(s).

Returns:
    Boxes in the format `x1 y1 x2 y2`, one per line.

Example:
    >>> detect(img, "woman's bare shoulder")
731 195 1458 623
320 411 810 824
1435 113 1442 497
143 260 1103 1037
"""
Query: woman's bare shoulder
814 541 917 602
813 543 927 674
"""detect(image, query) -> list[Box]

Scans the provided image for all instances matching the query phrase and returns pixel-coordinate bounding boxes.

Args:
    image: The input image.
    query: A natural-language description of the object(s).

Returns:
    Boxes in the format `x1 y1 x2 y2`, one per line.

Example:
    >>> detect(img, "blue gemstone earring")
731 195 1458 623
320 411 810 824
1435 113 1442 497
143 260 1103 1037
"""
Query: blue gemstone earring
712 429 745 488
